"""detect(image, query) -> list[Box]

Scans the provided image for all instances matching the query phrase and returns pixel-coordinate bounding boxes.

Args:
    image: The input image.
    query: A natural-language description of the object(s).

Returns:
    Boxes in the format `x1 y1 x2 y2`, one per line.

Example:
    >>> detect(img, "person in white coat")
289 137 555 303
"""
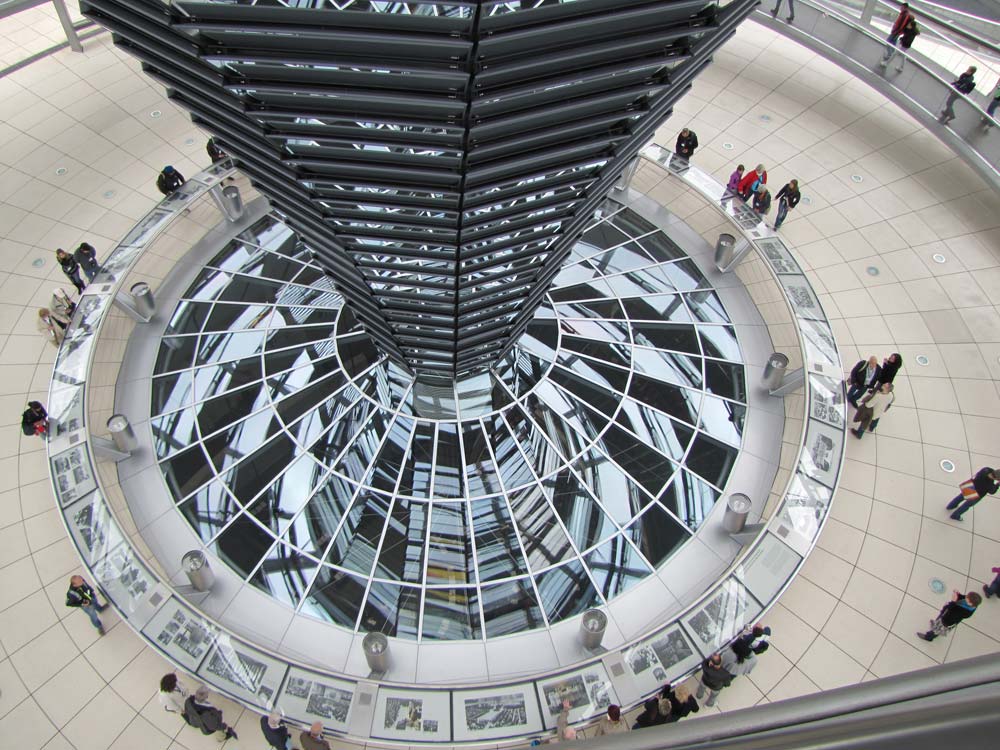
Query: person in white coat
851 382 894 439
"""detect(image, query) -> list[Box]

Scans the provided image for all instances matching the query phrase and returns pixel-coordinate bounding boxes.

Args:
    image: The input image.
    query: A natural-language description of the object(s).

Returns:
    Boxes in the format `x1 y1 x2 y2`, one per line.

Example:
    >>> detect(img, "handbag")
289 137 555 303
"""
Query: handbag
959 480 980 503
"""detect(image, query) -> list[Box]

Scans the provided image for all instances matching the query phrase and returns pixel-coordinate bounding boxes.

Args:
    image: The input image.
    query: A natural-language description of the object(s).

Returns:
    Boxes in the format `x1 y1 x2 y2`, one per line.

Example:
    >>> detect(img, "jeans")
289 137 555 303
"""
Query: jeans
80 258 99 283
771 0 794 18
64 269 85 294
846 383 869 406
947 493 980 519
941 92 960 121
986 572 1000 596
696 681 720 706
774 197 789 228
81 601 105 631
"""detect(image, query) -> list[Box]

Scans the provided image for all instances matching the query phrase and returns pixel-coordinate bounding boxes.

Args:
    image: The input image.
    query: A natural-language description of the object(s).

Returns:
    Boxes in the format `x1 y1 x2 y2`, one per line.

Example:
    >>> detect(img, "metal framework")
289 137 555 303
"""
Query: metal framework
81 0 756 381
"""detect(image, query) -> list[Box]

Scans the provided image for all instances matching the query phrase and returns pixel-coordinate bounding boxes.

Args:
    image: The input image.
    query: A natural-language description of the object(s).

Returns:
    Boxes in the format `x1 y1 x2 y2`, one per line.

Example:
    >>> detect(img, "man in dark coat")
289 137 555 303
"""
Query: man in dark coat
21 401 48 437
847 356 882 407
877 352 903 385
261 711 292 749
695 654 734 707
917 590 981 641
74 242 99 283
157 165 185 196
946 466 998 520
675 128 698 159
183 687 238 739
632 698 663 729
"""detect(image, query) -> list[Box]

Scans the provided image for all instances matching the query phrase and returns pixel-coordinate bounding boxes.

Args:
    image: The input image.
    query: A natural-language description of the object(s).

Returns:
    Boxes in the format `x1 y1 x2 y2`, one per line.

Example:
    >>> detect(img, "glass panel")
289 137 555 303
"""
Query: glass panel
397 421 435 497
584 535 651 597
360 581 421 640
479 578 544 637
627 503 690 567
248 542 319 608
684 432 738 489
326 490 391 576
161 445 215 501
533 561 602 624
547 469 616 551
302 567 366 628
375 499 426 583
212 513 277 580
285 473 353 559
509 486 574 571
658 471 719 531
177 480 240 542
425 503 475 586
472 497 526 582
421 587 478 641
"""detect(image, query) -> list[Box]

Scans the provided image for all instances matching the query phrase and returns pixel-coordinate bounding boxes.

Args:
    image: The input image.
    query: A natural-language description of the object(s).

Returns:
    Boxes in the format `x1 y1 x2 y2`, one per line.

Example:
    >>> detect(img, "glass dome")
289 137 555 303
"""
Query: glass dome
149 202 747 641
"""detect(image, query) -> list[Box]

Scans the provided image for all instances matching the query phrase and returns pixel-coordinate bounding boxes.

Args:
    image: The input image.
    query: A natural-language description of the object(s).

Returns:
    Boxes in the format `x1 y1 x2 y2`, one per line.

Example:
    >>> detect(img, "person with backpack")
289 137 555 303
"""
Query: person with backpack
157 165 186 196
65 575 108 635
183 686 239 740
21 401 48 437
945 466 998 521
206 137 227 164
880 2 914 64
752 184 771 217
940 65 977 124
674 128 699 160
917 590 981 642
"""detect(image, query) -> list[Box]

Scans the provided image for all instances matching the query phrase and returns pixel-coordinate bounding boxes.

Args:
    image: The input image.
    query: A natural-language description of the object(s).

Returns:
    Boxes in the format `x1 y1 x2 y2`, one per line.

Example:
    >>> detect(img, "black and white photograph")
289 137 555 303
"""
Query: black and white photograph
800 418 844 490
756 237 800 275
92 542 155 613
372 688 449 742
682 578 763 654
650 628 695 671
779 472 834 545
452 684 542 741
735 532 803 604
623 626 701 694
808 373 846 429
278 667 353 732
197 638 286 708
800 319 839 368
65 493 124 565
780 275 823 322
537 664 617 728
142 599 219 671
50 444 95 506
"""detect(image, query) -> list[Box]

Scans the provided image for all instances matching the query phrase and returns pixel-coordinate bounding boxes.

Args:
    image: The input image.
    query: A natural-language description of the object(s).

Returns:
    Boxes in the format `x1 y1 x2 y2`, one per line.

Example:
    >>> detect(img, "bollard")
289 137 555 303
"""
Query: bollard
182 550 215 592
130 282 155 319
107 414 137 454
580 609 607 650
722 493 752 534
714 233 737 271
362 632 390 674
222 185 244 221
762 352 789 391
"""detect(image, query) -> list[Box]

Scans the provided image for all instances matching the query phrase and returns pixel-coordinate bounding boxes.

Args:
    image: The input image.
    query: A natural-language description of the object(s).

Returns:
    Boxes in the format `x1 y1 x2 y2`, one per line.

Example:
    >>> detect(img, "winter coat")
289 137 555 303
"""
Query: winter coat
183 697 226 735
737 169 766 198
593 716 630 736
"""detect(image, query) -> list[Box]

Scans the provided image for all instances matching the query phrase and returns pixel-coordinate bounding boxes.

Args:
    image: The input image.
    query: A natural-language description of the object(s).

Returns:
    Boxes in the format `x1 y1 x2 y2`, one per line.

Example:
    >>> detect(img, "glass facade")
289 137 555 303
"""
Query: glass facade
151 204 746 640
82 0 758 378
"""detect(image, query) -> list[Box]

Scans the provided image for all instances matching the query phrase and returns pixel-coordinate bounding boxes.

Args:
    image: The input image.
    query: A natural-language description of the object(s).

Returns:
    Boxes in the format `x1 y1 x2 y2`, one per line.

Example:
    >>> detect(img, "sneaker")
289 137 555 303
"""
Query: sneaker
97 625 106 636
770 8 778 18
851 428 863 439
983 584 993 599
786 15 794 22
916 632 932 641
950 513 963 521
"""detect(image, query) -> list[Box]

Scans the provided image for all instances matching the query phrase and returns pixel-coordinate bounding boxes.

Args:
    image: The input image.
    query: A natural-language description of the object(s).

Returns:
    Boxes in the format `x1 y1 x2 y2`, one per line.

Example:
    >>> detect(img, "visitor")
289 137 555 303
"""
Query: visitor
917 590 981 642
157 165 185 196
65 575 108 635
56 248 85 293
183 686 239 740
773 179 800 229
850 382 894 439
675 128 698 160
21 401 48 437
159 673 188 713
593 704 630 735
940 66 977 124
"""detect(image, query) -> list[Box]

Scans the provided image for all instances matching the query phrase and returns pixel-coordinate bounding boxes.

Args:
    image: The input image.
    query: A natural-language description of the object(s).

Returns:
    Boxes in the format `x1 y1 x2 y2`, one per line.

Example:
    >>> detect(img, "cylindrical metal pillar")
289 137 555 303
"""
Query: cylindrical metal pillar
106 414 137 453
362 632 390 673
182 550 215 592
723 493 752 533
130 282 155 319
715 233 737 270
762 352 789 391
580 609 608 649
222 185 244 221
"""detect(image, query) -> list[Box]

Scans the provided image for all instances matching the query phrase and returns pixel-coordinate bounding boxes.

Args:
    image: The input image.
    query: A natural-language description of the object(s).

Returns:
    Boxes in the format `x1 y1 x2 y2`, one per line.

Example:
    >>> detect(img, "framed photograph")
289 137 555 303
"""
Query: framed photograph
91 541 157 617
681 578 763 656
47 383 85 438
780 275 823 321
371 687 451 742
799 418 844 490
734 532 802 605
197 636 287 709
756 238 801 275
621 625 700 695
808 373 846 429
277 667 354 732
536 663 618 728
451 683 542 742
778 472 834 543
64 492 124 565
141 597 220 672
799 319 839 369
50 444 97 508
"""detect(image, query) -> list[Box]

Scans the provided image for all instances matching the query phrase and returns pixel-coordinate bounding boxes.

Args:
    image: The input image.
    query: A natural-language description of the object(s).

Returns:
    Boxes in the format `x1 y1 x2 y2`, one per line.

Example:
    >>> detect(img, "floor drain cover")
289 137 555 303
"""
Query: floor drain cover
103 190 116 199
760 114 772 122
940 459 956 473
54 167 67 176
866 266 880 276
722 142 734 150
31 258 45 268
929 578 946 595
851 174 863 183
150 110 162 118
932 253 946 264
916 355 930 366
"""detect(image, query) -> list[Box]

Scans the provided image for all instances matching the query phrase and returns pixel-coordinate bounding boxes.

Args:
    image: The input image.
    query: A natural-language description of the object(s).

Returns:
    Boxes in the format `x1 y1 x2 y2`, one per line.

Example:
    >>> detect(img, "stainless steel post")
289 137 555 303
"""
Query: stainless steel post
762 352 789 391
51 0 83 53
182 550 215 592
714 233 737 271
362 632 390 674
130 282 155 319
580 609 608 650
722 493 752 533
106 414 137 454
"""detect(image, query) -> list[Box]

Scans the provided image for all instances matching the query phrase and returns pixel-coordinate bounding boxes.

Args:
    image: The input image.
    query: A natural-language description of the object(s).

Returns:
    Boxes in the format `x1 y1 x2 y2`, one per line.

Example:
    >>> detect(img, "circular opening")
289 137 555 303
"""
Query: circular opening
932 253 947 264
866 266 880 276
851 174 863 183
722 142 734 150
940 459 956 473
801 195 811 205
103 189 116 199
31 258 45 268
915 355 930 366
759 114 772 122
929 578 946 594
150 110 162 118
582 610 608 631
54 167 67 176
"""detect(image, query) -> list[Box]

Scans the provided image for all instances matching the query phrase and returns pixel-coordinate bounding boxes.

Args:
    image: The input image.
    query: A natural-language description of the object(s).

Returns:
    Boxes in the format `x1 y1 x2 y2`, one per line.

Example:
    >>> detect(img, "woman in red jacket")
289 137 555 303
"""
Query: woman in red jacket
737 164 767 200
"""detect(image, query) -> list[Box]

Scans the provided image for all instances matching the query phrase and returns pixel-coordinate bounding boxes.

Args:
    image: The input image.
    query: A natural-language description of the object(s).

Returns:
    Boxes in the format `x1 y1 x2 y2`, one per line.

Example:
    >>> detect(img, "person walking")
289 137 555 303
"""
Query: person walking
592 705 630 735
981 79 1000 130
877 352 903 385
74 242 99 283
37 308 67 347
157 165 186 196
917 590 981 642
752 184 771 217
65 575 108 635
695 654 734 707
21 401 48 437
727 164 744 194
773 179 800 229
159 673 188 714
675 128 698 160
884 17 919 73
770 0 793 23
56 248 86 293
940 66 977 124
847 356 882 408
982 566 1000 599
880 3 914 64
207 137 227 164
851 382 894 439
301 722 332 750
946 466 999 521
183 686 239 740
737 164 767 200
261 711 292 750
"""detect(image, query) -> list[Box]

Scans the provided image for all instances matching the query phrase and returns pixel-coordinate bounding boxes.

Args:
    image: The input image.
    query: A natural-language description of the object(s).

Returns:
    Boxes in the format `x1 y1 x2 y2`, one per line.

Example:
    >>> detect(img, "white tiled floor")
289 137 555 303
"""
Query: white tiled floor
0 11 998 750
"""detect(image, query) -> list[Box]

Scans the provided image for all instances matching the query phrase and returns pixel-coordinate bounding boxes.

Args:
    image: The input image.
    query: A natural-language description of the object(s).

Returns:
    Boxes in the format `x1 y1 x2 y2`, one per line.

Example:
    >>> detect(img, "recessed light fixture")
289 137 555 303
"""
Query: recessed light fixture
801 195 812 205
722 142 734 150
150 110 162 118
31 258 45 268
932 253 946 264
54 167 67 176
915 355 929 366
929 578 945 594
851 174 863 183
940 459 955 473
103 189 116 199
866 266 880 276
185 137 195 145
759 114 772 122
